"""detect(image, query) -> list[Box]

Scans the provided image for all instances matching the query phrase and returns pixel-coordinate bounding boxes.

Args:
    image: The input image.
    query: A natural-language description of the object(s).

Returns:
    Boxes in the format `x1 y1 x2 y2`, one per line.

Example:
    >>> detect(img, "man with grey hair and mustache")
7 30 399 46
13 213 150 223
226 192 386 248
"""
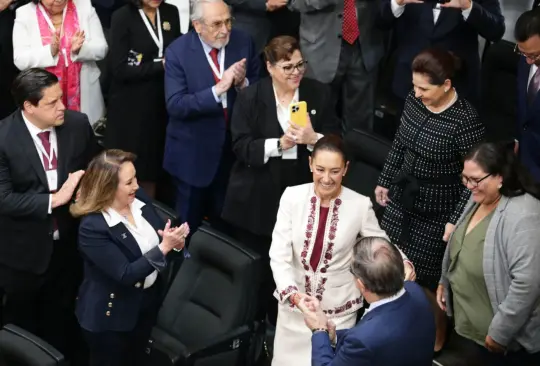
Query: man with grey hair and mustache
298 236 435 366
163 0 260 238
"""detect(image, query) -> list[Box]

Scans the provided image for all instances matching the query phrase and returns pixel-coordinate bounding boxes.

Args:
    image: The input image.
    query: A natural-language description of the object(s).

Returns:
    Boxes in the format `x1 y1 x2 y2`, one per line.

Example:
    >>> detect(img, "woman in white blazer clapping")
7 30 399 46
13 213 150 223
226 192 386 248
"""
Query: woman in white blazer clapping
13 0 108 126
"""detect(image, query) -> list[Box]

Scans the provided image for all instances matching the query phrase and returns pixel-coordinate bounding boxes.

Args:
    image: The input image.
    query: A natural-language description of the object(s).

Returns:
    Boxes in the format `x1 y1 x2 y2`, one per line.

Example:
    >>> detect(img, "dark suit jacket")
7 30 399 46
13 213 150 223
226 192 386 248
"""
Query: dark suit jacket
75 189 167 332
0 9 17 119
378 1 505 102
163 29 261 188
517 58 540 182
0 110 98 278
312 281 435 366
221 77 341 236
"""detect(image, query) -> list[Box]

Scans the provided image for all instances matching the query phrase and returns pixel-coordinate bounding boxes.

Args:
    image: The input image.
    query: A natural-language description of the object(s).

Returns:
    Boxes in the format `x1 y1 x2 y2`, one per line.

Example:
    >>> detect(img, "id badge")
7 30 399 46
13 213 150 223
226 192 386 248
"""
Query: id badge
46 170 58 191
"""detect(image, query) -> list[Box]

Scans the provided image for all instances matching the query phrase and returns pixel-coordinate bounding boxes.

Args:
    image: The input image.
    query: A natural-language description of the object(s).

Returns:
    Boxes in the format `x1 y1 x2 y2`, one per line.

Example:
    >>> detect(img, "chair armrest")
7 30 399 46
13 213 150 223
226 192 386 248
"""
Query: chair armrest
186 324 252 361
2 324 65 364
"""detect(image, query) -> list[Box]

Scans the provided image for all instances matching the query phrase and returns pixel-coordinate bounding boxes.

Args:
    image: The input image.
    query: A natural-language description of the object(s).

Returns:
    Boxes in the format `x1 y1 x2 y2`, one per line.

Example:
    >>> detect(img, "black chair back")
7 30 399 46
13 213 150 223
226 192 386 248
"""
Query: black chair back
480 40 520 142
344 129 392 219
0 325 64 366
147 226 261 366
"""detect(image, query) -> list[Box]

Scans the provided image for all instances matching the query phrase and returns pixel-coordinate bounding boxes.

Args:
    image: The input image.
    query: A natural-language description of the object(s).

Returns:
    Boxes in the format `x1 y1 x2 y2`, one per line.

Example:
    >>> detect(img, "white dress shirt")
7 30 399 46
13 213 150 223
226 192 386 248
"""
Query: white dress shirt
263 86 323 163
362 287 406 318
102 199 159 289
390 0 473 23
528 64 539 88
22 113 60 239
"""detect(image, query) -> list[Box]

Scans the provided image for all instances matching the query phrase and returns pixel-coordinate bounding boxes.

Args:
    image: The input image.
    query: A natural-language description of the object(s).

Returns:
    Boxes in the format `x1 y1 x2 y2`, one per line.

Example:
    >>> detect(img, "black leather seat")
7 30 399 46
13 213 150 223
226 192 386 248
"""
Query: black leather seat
151 200 184 296
152 200 179 226
480 40 520 142
145 225 261 366
0 324 65 366
344 129 392 219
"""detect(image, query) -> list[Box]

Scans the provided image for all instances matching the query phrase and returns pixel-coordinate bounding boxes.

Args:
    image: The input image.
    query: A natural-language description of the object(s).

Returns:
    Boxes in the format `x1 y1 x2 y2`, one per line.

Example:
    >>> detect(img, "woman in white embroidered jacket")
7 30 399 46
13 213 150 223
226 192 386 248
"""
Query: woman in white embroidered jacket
269 135 416 365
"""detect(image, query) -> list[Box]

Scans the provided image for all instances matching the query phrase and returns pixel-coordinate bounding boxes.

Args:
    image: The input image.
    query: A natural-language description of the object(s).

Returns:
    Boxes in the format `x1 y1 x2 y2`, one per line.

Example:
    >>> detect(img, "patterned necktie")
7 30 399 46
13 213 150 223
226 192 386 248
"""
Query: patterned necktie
527 67 540 106
37 131 58 233
209 48 220 73
37 131 57 170
209 48 228 121
342 0 360 45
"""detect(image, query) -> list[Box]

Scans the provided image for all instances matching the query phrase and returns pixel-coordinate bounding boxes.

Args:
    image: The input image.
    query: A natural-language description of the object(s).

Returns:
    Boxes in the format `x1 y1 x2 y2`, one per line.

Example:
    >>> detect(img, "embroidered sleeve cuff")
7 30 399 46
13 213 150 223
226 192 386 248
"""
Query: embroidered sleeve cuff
307 133 324 151
264 138 281 163
390 0 406 18
462 1 473 20
278 285 299 304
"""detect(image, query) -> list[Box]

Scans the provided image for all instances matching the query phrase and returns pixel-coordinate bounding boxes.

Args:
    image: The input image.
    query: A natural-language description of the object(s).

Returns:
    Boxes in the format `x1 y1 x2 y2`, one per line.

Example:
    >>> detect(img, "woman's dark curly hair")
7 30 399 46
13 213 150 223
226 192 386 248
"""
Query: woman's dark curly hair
464 141 540 200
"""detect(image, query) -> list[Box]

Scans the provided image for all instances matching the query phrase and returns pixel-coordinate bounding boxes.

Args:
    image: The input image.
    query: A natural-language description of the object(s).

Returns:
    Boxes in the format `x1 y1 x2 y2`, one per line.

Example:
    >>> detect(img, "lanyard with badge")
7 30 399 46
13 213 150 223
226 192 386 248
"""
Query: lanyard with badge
34 132 58 191
204 48 227 108
38 3 69 67
139 9 164 61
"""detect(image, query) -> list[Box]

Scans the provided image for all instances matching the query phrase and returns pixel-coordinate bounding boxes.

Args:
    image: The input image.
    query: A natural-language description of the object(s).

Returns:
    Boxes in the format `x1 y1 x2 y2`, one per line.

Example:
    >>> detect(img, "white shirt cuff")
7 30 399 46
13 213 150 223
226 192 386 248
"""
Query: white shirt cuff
264 138 281 163
48 194 52 214
211 86 221 103
462 1 473 20
390 0 405 18
307 133 324 152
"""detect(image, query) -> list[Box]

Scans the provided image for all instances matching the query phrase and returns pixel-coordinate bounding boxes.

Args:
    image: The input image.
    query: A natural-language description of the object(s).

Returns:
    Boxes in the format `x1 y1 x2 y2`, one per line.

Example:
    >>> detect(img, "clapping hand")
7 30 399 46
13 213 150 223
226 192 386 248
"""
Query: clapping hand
440 0 472 9
286 115 318 145
0 0 13 12
232 58 247 87
50 30 61 57
215 63 237 95
71 30 85 55
158 220 190 254
395 0 423 4
266 0 287 11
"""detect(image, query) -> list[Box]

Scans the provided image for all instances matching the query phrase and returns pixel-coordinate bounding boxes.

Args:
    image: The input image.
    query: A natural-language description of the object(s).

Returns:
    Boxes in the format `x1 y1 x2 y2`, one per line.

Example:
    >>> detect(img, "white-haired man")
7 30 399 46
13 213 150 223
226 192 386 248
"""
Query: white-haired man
163 0 260 236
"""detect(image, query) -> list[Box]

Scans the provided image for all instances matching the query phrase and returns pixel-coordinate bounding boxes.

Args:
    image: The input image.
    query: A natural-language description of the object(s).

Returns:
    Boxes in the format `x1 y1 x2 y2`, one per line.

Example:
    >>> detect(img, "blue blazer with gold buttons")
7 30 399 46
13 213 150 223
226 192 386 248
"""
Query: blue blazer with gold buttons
75 189 166 332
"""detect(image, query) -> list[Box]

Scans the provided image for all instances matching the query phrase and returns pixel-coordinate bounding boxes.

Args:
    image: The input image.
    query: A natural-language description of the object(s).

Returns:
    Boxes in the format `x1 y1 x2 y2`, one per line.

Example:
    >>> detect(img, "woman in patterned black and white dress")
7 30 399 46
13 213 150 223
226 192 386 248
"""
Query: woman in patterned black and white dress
375 48 485 352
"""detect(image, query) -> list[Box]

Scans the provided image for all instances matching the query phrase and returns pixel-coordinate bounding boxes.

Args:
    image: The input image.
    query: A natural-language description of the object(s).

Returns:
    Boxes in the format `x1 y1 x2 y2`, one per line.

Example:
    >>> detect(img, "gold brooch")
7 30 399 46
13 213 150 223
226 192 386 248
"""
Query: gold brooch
163 21 171 31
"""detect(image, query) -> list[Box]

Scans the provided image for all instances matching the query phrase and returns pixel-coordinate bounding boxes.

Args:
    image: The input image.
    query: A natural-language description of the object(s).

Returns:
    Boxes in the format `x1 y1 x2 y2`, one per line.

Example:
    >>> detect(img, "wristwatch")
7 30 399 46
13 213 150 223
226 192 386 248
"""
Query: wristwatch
277 138 283 155
312 328 329 334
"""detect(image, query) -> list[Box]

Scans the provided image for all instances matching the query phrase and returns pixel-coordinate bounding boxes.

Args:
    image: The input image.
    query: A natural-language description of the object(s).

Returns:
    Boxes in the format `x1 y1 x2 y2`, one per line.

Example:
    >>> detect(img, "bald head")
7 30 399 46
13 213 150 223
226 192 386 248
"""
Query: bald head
351 237 404 297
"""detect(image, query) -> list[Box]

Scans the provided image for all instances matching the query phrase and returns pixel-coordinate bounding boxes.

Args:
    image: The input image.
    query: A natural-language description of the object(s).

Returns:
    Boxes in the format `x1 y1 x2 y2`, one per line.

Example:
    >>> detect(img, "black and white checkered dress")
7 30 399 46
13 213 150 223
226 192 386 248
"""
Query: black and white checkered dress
377 91 485 291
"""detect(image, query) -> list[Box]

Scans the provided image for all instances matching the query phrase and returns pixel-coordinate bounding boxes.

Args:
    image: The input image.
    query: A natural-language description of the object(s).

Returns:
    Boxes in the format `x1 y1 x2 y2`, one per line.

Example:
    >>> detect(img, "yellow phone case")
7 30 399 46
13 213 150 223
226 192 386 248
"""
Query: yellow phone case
289 101 308 127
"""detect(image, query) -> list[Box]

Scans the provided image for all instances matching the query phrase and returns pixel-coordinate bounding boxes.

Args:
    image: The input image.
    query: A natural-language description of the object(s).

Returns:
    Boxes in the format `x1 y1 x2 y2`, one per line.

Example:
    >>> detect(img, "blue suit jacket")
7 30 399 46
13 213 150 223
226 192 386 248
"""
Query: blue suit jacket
75 190 166 332
163 29 260 188
311 281 435 366
378 0 505 102
516 58 540 182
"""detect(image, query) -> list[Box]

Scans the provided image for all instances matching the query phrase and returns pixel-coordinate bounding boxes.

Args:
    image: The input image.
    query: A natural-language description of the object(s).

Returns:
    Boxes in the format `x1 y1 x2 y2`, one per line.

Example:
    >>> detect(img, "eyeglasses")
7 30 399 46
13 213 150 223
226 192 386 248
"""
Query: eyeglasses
461 173 491 188
203 17 234 31
275 60 307 75
514 44 540 62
